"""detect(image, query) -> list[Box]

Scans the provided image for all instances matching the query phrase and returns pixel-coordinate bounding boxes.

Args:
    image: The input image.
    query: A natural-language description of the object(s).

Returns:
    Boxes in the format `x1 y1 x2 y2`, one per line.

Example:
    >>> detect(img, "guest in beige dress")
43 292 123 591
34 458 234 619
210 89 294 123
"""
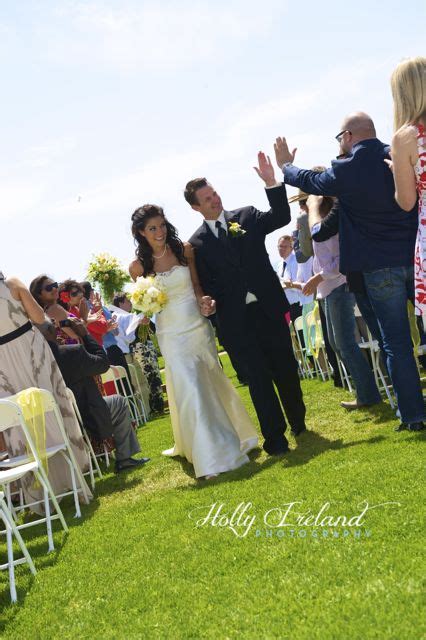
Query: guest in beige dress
0 272 92 512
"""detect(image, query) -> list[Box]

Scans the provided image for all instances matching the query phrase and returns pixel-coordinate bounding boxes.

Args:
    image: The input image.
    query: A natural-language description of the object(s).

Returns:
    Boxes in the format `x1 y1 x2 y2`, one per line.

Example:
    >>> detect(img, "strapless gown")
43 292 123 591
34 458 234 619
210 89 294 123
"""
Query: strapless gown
156 266 258 477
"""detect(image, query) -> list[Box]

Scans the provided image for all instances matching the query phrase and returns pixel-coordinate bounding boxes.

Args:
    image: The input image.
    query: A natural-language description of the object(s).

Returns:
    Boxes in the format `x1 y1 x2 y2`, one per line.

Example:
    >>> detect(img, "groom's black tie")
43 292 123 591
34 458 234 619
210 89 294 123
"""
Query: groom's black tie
215 220 227 245
281 261 287 278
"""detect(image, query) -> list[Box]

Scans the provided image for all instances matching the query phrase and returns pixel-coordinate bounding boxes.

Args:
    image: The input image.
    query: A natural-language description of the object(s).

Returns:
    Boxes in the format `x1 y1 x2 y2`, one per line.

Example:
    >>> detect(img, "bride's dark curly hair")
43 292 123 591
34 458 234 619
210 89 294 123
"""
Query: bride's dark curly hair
131 204 187 275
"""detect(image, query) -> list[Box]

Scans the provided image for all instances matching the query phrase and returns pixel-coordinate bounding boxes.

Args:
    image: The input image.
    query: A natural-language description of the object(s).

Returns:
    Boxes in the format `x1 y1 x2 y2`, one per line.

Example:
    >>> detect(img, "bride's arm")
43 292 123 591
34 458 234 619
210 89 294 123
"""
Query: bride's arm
129 259 144 282
184 243 216 316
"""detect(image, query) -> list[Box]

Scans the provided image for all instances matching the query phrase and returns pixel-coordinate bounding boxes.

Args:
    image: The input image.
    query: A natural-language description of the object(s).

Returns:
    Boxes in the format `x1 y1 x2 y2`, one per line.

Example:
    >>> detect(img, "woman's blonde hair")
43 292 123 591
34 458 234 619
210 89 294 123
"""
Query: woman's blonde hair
391 56 426 131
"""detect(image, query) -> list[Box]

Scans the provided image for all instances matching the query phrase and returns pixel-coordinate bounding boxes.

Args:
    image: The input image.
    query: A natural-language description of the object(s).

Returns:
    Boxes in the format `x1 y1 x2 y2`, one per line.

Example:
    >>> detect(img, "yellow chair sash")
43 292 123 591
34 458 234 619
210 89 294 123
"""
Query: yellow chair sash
305 302 323 359
15 388 48 484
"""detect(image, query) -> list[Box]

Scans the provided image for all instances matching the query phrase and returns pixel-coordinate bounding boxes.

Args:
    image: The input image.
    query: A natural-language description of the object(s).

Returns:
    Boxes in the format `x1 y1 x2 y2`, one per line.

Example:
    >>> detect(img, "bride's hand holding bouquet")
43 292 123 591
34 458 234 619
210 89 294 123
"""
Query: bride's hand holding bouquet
130 275 168 341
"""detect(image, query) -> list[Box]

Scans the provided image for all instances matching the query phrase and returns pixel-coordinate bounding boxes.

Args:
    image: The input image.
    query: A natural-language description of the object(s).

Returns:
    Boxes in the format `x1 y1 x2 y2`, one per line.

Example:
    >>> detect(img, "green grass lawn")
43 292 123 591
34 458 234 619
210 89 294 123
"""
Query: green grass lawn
0 356 424 639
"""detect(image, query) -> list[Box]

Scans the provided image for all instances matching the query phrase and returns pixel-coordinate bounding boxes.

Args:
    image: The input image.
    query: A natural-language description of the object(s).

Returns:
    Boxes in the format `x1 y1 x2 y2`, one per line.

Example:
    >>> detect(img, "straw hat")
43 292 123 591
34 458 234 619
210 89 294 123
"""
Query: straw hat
288 189 309 204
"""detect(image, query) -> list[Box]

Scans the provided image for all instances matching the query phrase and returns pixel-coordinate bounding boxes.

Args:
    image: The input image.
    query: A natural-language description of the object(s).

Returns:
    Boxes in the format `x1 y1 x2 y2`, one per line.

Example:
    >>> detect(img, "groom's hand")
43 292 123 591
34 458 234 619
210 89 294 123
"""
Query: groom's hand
199 296 216 317
253 152 276 187
274 137 297 169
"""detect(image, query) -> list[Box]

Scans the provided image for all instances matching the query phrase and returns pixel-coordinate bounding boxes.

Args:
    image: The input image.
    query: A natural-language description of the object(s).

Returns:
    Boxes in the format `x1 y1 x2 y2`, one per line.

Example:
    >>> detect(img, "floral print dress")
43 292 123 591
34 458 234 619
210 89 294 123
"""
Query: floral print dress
414 123 426 315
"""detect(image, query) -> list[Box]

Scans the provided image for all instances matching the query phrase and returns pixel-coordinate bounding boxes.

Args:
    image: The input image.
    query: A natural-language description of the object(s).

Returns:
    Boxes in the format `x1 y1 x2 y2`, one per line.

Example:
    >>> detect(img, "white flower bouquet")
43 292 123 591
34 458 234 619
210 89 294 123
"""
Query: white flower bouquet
129 275 168 341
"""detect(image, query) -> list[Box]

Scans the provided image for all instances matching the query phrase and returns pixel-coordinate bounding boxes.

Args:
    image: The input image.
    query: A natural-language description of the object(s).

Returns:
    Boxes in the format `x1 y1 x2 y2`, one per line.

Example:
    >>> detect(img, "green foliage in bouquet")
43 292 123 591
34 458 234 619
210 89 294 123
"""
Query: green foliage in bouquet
86 253 130 303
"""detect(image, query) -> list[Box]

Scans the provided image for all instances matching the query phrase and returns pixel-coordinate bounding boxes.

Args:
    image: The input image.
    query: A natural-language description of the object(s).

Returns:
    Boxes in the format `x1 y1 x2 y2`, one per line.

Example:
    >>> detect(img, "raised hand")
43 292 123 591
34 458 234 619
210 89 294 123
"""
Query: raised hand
274 137 297 169
253 152 276 187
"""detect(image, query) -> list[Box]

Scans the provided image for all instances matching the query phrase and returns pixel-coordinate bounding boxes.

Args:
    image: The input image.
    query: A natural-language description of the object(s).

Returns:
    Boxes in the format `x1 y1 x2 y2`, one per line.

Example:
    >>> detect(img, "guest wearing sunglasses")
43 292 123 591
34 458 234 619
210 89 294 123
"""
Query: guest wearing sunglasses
30 275 80 344
0 271 92 511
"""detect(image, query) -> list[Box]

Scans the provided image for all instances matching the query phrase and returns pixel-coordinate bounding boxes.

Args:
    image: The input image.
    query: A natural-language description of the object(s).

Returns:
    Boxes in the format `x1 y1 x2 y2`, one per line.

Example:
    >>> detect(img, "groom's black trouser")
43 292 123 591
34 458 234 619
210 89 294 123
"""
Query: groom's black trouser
227 302 306 451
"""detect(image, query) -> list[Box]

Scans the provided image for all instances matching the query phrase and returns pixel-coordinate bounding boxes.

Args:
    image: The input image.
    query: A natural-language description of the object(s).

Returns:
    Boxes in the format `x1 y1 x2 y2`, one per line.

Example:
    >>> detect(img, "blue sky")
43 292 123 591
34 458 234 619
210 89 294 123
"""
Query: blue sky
1 0 424 285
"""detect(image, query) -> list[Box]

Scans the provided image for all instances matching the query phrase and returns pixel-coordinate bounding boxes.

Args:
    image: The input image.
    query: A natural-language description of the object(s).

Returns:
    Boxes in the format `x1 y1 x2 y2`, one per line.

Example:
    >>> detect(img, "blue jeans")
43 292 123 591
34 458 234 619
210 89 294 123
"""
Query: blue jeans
363 266 425 424
322 284 381 404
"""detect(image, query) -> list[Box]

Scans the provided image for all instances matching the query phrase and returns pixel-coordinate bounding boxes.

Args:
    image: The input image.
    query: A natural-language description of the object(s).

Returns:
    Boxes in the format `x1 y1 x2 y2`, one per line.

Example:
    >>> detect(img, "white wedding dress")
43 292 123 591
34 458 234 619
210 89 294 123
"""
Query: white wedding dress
156 265 258 478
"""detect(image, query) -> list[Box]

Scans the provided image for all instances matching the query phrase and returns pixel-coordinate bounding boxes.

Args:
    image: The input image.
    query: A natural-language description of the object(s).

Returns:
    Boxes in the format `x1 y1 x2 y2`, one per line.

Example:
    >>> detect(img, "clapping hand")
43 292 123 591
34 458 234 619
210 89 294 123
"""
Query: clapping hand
87 308 104 323
67 318 88 338
274 137 297 169
302 273 323 296
199 296 216 317
106 318 118 333
91 292 102 311
253 152 276 187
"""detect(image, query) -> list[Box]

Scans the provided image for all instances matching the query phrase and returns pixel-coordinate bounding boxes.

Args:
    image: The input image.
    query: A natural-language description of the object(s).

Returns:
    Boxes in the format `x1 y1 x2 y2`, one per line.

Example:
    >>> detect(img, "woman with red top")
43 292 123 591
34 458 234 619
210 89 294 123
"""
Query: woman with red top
58 280 110 345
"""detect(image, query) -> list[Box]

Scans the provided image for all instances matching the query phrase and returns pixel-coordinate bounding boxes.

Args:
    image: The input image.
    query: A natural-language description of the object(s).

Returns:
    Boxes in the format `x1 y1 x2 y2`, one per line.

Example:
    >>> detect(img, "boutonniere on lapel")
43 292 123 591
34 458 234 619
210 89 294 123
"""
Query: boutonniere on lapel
228 222 246 237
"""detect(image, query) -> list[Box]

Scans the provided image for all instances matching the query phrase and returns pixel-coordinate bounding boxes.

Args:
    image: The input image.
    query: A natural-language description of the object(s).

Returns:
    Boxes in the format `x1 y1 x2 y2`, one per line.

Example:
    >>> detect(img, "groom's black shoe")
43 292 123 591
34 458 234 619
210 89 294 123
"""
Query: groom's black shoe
115 457 151 473
263 441 289 456
291 424 307 437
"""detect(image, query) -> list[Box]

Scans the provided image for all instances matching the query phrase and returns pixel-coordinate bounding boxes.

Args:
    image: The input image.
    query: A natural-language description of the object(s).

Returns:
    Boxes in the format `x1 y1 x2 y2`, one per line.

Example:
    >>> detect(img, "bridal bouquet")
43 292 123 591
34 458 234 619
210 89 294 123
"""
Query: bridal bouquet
130 275 168 341
87 253 130 303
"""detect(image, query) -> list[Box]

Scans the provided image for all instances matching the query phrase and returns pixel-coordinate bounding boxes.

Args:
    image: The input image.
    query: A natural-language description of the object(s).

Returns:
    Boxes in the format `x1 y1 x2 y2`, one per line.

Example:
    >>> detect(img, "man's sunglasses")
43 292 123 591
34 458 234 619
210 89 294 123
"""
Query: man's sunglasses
335 129 351 142
43 282 58 292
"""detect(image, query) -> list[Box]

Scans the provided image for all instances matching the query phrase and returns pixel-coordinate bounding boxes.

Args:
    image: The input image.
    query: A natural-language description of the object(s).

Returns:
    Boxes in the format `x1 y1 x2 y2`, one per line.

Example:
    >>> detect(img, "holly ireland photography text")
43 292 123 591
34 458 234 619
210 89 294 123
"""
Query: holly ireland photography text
188 500 402 539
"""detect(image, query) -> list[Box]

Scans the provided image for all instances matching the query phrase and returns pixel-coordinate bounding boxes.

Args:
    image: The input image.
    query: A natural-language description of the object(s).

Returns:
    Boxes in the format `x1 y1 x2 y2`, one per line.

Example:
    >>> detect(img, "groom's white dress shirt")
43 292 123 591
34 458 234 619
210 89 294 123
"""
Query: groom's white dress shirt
205 212 257 304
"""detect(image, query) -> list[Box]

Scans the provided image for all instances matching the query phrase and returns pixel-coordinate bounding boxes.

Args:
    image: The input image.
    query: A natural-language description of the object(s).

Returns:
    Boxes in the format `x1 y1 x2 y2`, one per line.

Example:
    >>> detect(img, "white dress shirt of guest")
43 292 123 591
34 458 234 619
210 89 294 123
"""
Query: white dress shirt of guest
295 257 315 304
109 294 143 354
275 236 302 306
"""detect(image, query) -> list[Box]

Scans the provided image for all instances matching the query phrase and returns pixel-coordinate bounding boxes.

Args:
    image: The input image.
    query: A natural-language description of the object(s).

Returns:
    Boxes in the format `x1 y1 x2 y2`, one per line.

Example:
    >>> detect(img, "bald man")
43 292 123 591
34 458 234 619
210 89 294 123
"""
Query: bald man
273 112 424 432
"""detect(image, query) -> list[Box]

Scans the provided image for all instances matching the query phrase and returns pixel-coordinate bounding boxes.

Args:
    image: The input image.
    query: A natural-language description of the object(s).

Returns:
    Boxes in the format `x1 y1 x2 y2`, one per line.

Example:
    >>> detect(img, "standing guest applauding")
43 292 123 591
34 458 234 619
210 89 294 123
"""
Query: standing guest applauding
274 113 424 431
388 56 426 316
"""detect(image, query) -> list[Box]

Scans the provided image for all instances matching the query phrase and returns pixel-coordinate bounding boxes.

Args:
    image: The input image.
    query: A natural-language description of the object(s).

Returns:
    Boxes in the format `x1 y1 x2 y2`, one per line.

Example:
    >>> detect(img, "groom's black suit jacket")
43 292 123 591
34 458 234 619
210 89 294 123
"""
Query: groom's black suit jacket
189 184 291 348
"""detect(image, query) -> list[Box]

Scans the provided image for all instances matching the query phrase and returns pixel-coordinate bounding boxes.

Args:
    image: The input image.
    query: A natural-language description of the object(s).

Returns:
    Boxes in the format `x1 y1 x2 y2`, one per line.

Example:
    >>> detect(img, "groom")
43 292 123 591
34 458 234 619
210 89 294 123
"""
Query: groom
186 153 306 455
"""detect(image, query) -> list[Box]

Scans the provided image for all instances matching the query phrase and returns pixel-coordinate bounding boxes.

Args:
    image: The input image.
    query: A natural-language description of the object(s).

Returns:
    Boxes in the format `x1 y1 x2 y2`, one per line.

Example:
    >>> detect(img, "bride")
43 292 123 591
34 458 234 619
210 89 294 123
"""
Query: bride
129 204 258 479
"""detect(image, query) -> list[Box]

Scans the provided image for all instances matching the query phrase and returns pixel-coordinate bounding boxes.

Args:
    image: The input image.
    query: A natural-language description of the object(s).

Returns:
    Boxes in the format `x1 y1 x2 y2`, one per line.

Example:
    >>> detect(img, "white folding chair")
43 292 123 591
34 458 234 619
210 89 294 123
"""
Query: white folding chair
354 306 395 409
127 364 149 424
293 316 314 379
100 368 120 395
110 365 145 426
304 310 331 381
0 396 69 552
0 490 36 603
3 389 91 517
289 322 308 379
65 389 103 490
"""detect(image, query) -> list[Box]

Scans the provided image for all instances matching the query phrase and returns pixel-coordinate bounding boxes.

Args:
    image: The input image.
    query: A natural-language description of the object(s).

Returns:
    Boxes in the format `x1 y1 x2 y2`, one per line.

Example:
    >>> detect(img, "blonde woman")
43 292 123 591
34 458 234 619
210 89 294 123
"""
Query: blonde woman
389 56 426 315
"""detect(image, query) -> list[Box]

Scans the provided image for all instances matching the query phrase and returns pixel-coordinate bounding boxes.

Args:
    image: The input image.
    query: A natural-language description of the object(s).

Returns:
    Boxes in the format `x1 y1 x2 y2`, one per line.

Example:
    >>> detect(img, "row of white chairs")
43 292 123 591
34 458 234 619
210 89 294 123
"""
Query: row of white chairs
289 307 397 409
0 389 90 602
0 358 155 602
101 364 149 430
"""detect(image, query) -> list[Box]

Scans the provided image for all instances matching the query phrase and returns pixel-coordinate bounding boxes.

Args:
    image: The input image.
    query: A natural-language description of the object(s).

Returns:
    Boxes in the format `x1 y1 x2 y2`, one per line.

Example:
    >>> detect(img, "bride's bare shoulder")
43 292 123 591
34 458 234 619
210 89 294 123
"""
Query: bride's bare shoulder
129 259 144 281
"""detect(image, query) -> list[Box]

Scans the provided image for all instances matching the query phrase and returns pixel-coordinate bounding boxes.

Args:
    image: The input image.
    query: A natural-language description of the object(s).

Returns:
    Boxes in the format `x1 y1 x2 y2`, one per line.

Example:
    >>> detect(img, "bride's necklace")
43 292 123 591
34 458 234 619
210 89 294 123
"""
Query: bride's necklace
153 244 168 260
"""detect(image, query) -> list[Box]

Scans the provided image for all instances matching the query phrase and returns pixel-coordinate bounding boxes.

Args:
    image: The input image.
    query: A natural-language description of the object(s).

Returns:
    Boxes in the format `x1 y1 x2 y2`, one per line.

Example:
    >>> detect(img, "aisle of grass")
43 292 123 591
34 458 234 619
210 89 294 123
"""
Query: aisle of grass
0 356 424 639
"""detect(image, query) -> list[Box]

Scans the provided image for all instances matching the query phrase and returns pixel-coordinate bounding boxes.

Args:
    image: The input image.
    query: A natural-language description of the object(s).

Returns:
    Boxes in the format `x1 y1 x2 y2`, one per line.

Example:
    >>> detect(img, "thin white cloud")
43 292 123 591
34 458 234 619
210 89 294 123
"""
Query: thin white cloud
6 53 392 228
43 0 286 72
